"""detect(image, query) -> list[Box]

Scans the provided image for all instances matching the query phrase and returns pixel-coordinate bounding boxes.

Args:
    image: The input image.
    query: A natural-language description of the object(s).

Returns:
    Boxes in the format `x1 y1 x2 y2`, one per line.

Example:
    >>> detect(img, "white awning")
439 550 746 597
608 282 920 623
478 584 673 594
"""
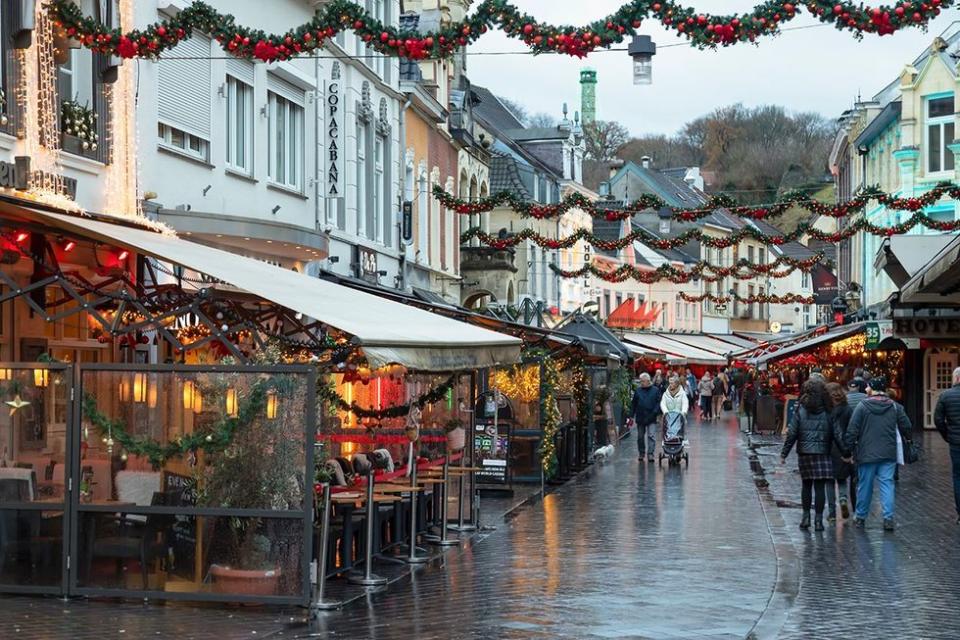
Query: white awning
21 209 521 371
622 333 726 366
657 333 742 357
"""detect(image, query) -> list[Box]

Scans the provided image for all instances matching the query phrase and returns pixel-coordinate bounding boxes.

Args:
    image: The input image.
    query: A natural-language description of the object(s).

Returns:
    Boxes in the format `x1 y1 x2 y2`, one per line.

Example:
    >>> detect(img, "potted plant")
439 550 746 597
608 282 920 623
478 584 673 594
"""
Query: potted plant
199 382 303 597
445 418 466 452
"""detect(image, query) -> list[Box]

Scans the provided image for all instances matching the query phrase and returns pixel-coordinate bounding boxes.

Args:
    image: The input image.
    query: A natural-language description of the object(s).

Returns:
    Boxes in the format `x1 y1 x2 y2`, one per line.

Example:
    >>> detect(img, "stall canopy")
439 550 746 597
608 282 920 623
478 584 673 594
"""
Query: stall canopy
622 333 727 365
735 323 865 366
20 208 522 371
555 312 633 362
899 234 960 305
657 333 746 357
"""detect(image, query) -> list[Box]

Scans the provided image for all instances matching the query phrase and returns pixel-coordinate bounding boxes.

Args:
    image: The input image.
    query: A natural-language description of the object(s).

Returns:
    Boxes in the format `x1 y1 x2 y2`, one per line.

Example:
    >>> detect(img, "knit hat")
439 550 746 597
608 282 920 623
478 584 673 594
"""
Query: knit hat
866 376 887 394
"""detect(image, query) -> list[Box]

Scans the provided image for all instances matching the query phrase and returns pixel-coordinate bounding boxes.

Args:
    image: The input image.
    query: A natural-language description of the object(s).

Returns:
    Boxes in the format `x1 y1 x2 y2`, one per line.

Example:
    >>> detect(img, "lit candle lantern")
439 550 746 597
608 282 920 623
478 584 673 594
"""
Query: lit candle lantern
225 387 238 418
266 390 279 420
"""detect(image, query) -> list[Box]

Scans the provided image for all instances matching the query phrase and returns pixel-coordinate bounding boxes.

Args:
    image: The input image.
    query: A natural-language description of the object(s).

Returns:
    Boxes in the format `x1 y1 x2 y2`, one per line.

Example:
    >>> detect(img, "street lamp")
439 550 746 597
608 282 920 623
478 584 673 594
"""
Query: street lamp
628 35 656 85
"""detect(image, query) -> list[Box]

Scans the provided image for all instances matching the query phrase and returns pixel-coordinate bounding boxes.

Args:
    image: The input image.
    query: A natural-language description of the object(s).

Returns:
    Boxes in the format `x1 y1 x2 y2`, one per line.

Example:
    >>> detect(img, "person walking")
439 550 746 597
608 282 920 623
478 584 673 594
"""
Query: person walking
686 368 698 408
843 376 914 531
825 382 856 521
698 372 714 421
780 379 844 531
742 375 758 433
631 373 662 462
934 366 960 525
713 369 728 421
660 374 690 418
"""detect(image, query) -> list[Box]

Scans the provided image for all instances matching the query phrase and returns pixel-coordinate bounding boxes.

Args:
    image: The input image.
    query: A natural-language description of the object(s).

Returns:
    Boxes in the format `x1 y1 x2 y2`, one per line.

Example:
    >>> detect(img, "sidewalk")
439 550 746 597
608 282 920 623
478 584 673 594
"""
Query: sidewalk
747 428 960 639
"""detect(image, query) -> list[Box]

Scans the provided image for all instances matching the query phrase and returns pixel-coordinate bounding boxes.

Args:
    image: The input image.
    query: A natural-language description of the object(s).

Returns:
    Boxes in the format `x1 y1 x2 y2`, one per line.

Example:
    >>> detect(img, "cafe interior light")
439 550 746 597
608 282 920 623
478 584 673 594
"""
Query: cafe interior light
183 380 203 414
132 372 147 404
60 237 76 253
0 369 11 381
118 378 130 402
33 369 48 388
225 387 238 418
117 249 129 262
266 390 279 420
15 231 29 243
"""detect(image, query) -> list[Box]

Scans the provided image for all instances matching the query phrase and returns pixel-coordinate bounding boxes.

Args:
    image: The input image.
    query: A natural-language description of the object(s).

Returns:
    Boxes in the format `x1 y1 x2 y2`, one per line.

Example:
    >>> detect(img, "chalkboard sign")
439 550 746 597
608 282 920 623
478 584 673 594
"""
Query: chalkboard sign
782 395 799 435
162 471 197 577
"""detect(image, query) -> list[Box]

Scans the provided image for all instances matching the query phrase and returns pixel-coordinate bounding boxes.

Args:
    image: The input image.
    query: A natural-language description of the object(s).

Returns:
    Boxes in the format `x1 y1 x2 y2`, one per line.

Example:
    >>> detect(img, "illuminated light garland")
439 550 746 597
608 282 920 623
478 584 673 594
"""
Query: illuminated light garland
550 253 825 283
491 364 541 403
50 0 949 62
436 182 960 222
678 292 815 305
462 211 960 252
540 357 561 478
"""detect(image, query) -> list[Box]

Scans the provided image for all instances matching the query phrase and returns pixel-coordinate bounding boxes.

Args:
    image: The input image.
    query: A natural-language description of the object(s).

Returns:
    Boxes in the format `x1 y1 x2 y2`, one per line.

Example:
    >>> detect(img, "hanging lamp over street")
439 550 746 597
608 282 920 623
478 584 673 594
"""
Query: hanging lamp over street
629 35 656 85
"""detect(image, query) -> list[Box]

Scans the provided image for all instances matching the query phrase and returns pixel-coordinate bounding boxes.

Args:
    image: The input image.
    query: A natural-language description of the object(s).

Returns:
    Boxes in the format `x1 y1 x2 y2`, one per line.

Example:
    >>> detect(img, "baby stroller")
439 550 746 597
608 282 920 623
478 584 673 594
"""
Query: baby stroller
658 411 689 467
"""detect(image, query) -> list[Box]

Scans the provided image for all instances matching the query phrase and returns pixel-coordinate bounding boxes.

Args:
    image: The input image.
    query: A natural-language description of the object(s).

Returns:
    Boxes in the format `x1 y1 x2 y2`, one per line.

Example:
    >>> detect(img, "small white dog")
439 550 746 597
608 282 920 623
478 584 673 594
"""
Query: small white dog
592 444 615 462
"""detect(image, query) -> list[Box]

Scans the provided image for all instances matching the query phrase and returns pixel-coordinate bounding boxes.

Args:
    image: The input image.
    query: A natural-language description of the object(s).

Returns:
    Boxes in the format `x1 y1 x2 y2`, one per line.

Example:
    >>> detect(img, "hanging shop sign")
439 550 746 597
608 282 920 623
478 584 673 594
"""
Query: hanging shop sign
894 316 960 340
865 321 893 350
0 157 77 201
324 66 344 201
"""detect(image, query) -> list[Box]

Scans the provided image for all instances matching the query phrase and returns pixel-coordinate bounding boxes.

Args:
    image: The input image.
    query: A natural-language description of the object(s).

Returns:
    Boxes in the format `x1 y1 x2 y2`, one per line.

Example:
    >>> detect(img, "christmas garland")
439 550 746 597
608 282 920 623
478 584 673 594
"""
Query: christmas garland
81 382 271 468
50 0 949 63
317 374 457 421
540 357 562 478
678 292 815 305
436 182 960 223
463 210 960 252
550 253 824 284
60 99 99 150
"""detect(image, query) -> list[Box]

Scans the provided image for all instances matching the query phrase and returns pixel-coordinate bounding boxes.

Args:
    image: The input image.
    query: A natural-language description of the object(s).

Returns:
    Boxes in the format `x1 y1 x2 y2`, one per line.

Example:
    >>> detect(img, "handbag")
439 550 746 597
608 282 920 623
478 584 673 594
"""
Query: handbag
722 399 733 411
904 438 921 465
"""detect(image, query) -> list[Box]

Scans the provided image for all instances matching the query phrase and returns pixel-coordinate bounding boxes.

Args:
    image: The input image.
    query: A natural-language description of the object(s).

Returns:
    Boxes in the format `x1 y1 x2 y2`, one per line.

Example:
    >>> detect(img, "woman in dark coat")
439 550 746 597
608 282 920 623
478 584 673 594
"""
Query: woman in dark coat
825 382 856 521
780 379 846 531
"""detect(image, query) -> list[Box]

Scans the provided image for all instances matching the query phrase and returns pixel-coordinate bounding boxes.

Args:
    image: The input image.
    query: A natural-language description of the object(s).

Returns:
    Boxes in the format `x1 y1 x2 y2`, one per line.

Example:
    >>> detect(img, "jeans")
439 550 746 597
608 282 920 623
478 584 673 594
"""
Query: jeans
700 396 712 420
856 461 897 521
825 476 857 516
951 445 960 517
637 421 657 458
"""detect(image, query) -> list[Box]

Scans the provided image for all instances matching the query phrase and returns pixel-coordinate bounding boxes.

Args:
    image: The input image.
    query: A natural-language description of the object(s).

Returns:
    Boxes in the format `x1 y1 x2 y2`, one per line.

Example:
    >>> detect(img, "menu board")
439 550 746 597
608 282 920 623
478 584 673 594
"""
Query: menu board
474 421 510 485
162 471 197 576
781 395 799 436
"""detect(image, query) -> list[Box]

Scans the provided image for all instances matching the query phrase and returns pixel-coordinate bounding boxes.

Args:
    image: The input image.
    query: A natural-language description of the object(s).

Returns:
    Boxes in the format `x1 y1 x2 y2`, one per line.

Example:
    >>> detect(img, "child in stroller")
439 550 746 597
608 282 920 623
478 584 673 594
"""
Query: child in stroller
659 374 690 467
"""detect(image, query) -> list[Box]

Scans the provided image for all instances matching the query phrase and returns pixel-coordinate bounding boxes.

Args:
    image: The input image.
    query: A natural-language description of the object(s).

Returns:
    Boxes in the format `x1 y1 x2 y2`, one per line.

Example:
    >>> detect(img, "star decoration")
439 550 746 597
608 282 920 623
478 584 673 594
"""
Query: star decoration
6 395 30 416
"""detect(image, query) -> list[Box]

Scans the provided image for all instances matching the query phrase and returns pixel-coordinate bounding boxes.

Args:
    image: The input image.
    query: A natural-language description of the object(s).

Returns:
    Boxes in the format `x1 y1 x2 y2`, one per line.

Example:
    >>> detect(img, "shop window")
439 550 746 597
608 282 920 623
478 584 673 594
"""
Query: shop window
0 5 19 136
926 95 955 174
225 75 253 174
267 91 304 191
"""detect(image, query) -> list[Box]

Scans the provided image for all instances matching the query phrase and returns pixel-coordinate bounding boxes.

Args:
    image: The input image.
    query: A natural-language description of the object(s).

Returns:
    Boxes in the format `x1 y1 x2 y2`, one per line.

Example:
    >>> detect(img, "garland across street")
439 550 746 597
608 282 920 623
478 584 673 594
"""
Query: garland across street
51 0 950 62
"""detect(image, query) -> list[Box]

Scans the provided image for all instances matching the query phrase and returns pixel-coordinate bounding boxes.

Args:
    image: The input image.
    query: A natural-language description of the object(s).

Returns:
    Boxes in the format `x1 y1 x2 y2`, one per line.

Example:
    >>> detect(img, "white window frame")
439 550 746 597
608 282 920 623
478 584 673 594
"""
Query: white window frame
926 95 955 176
267 91 304 191
417 171 429 258
225 75 253 174
158 122 209 162
374 136 384 243
356 123 368 237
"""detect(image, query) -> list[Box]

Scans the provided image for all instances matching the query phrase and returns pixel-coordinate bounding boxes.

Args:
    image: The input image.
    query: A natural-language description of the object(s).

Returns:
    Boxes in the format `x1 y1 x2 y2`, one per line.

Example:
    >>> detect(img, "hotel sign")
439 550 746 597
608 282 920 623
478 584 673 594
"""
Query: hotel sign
894 316 960 339
0 156 78 201
324 67 344 201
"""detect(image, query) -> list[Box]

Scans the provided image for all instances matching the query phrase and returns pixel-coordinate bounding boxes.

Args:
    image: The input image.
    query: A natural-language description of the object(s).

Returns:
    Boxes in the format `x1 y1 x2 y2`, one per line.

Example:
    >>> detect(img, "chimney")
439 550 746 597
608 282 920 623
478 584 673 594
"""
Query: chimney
641 155 652 169
609 158 624 179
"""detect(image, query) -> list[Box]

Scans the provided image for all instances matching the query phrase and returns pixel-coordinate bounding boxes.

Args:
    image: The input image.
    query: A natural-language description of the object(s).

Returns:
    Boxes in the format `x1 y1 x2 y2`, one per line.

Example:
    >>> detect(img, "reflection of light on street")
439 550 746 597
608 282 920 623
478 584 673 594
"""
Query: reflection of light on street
544 493 560 596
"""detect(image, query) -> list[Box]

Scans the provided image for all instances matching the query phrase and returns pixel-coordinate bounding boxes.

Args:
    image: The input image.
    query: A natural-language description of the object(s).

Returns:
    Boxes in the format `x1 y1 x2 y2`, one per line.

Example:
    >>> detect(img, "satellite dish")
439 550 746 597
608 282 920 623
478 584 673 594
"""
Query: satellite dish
770 321 782 334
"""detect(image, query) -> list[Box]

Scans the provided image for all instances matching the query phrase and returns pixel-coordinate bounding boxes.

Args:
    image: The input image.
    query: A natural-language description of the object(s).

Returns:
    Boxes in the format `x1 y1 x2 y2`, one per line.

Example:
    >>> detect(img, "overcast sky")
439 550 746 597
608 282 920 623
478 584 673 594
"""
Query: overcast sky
467 0 960 135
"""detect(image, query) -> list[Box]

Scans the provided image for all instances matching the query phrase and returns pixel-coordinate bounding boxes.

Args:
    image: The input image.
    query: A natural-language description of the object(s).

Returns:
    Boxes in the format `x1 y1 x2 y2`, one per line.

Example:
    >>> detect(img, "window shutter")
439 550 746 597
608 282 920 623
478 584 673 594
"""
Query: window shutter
157 34 211 139
267 74 304 105
225 58 254 85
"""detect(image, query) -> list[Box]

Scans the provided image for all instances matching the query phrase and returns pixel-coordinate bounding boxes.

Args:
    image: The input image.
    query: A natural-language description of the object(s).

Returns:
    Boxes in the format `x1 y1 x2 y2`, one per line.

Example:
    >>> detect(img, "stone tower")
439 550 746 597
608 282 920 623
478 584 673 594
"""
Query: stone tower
580 68 597 125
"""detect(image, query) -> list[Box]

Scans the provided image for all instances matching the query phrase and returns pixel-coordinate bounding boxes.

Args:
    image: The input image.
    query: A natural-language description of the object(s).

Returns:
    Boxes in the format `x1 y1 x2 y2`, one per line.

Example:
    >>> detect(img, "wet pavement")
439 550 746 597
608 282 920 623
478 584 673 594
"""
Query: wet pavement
3 414 959 638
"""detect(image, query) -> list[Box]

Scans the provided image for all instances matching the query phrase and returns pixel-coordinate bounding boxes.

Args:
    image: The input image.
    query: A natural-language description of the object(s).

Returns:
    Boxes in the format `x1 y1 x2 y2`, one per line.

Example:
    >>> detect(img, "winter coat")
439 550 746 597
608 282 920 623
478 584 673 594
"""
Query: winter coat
631 385 662 426
830 403 854 479
698 379 714 397
660 388 689 416
781 406 843 458
846 390 867 411
844 395 913 465
686 374 698 397
934 384 960 446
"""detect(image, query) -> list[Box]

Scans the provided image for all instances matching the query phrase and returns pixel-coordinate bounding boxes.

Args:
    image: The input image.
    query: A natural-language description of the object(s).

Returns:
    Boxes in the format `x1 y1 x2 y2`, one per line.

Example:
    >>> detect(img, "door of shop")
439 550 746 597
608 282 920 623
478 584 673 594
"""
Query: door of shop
0 363 316 605
925 349 959 429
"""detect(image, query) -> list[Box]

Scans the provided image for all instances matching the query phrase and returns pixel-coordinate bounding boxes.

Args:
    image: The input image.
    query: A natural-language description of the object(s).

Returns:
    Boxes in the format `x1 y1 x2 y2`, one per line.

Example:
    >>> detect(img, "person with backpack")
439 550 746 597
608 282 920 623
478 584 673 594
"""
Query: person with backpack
780 379 845 531
934 366 960 525
843 376 914 531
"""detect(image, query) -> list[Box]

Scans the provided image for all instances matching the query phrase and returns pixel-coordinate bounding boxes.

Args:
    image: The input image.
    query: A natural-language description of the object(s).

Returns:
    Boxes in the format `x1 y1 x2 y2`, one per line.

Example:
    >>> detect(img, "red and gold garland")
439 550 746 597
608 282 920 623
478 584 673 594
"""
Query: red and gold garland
551 252 824 283
679 292 815 305
51 0 950 62
436 182 960 223
462 211 960 251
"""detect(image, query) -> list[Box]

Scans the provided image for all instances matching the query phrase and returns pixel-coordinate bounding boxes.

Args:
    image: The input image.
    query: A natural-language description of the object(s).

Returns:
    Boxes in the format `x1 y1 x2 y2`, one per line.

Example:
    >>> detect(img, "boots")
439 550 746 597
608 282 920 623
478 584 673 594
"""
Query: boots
815 513 825 531
799 511 811 530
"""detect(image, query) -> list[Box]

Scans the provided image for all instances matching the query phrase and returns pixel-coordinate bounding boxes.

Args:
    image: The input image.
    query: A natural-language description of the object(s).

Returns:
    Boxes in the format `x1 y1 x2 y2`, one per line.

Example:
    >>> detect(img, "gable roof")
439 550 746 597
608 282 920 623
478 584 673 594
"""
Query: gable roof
472 85 525 132
489 151 532 198
609 161 708 207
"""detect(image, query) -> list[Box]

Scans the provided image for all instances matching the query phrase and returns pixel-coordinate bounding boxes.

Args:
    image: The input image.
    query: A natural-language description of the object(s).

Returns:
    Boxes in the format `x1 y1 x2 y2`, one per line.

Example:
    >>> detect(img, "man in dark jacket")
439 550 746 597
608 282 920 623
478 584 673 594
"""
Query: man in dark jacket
846 379 867 410
631 373 662 462
934 366 960 524
844 376 913 531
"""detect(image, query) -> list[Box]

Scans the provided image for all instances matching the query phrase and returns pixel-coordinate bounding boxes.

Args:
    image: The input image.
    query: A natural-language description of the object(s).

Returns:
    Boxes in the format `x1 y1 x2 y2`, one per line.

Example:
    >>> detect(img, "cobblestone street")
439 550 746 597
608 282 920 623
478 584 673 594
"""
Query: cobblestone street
2 416 960 639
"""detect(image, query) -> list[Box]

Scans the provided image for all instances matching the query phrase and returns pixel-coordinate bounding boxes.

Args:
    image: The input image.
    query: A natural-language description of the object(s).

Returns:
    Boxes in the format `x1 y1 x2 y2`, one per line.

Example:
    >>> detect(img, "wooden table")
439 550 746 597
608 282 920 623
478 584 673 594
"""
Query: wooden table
375 484 424 493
